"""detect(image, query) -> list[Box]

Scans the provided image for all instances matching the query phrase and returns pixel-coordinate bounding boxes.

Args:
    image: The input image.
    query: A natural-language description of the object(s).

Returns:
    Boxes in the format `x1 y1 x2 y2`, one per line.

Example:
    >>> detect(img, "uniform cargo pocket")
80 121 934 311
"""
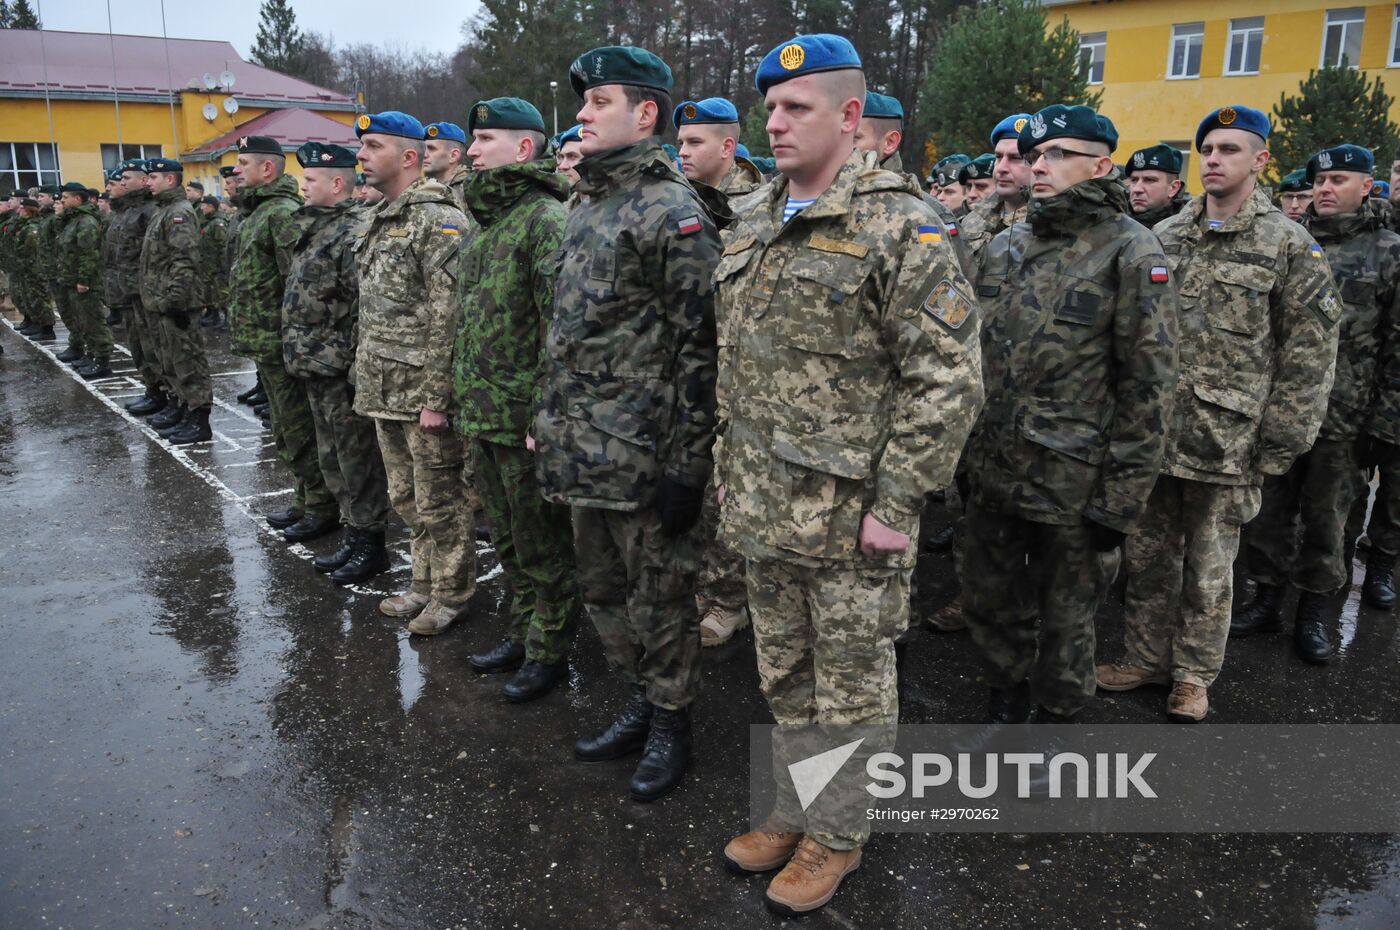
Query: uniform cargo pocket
762 428 872 559
1172 380 1264 476
1017 403 1107 515
1211 263 1273 337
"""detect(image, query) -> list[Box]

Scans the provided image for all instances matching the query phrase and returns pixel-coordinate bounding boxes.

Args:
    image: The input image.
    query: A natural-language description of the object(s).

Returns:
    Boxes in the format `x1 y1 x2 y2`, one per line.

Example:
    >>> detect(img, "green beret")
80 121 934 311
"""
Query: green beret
145 157 183 174
1125 143 1184 177
218 165 237 179
467 97 547 135
59 181 88 194
1307 143 1375 181
237 135 283 156
1278 169 1312 193
296 142 359 169
569 45 673 97
931 153 971 187
1019 104 1119 155
118 158 148 175
39 184 61 196
958 153 995 183
200 195 220 206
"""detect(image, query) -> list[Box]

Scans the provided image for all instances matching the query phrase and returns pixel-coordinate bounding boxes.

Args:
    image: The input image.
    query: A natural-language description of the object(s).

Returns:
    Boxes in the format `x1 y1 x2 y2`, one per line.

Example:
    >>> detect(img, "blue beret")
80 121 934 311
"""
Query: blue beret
424 121 467 145
467 98 546 134
569 46 672 96
1374 179 1390 198
959 153 996 183
672 97 739 128
755 34 862 95
296 142 358 169
735 142 752 159
863 91 904 121
1307 143 1375 181
1018 104 1119 154
1278 169 1311 193
1195 105 1270 151
355 111 425 141
145 157 184 174
991 113 1031 145
1125 143 1184 176
555 124 582 147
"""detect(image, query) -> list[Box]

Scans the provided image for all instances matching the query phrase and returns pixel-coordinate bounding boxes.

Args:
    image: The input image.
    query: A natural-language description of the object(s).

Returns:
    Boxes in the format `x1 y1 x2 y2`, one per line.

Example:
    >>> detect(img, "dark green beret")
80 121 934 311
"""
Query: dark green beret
145 157 183 174
237 135 283 156
296 142 359 169
21 197 38 208
39 184 61 195
1307 143 1375 181
1125 143 1184 177
467 97 546 135
958 153 995 183
118 158 148 175
218 165 237 179
1278 169 1311 193
186 180 204 191
59 181 87 194
1019 104 1119 155
569 45 673 97
200 195 220 206
931 153 971 187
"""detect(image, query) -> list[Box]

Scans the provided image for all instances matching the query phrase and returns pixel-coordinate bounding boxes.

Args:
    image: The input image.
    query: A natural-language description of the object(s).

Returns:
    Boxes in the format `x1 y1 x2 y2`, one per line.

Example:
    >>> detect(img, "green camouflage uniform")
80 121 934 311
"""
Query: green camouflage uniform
105 188 162 390
1121 188 1341 687
533 138 720 709
139 187 212 408
1242 199 1396 595
1132 189 1192 230
0 207 14 309
454 159 579 663
959 189 1029 277
354 175 475 606
37 206 73 347
12 215 54 327
282 198 390 532
198 211 229 311
964 177 1180 717
54 202 113 362
715 151 984 848
230 174 334 517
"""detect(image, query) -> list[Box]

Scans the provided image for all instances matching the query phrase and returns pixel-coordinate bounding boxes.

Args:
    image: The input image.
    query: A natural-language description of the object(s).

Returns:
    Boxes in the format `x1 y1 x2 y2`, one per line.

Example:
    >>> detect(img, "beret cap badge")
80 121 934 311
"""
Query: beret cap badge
356 115 371 131
426 125 439 138
683 104 698 119
1013 117 1027 134
779 44 805 70
1217 106 1236 126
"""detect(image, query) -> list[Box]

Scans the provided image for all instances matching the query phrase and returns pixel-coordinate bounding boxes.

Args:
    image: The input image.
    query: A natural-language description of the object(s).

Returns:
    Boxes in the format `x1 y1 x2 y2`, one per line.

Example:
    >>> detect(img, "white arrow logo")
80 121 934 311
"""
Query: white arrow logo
788 738 865 811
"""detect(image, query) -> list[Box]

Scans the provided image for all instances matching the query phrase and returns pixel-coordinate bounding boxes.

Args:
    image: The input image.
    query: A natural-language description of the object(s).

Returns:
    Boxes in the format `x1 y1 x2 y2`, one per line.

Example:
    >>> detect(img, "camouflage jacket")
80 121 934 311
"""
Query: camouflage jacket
533 138 721 511
1154 187 1341 483
719 159 765 197
54 202 104 294
715 151 984 569
198 212 229 307
443 164 473 217
875 150 971 277
138 187 200 315
36 206 58 282
352 174 466 420
224 202 242 276
1132 189 1192 230
0 211 13 271
961 190 1029 277
453 160 569 444
282 199 361 380
1303 200 1400 444
12 215 43 281
228 174 302 361
102 188 153 308
969 177 1180 531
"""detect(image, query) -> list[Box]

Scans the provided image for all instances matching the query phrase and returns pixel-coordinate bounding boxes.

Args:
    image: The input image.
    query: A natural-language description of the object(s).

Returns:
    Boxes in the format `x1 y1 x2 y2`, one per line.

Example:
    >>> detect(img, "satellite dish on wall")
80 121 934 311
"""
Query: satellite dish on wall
202 103 218 121
224 97 240 115
202 72 217 91
219 70 236 90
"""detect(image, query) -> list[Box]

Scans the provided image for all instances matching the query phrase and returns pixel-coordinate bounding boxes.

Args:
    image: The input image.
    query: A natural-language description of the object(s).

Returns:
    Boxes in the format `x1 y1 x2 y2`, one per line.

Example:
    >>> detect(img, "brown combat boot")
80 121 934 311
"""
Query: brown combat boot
379 591 431 619
700 604 750 646
1167 681 1208 723
407 599 466 636
723 818 802 873
1095 662 1169 691
764 836 862 916
925 593 967 632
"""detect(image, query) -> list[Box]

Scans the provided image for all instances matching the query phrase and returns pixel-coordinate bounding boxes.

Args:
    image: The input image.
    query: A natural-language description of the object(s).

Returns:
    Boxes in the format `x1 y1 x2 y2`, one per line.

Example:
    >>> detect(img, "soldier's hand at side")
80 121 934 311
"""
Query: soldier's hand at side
716 484 725 504
75 284 89 294
525 434 536 452
419 408 449 433
859 512 910 557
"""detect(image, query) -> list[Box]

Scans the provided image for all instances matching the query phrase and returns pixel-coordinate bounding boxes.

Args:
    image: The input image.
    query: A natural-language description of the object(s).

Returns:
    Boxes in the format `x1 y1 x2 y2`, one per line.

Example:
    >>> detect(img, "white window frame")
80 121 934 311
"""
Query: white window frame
1224 17 1264 76
1080 32 1106 85
0 142 62 195
1322 7 1366 69
1168 22 1205 80
1388 3 1400 66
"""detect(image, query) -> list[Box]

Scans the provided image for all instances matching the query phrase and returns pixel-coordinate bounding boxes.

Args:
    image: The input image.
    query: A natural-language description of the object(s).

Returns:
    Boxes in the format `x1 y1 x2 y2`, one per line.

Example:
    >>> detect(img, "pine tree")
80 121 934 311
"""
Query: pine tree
9 0 40 29
0 2 12 29
250 0 306 76
915 0 1099 169
740 100 772 159
1269 67 1400 183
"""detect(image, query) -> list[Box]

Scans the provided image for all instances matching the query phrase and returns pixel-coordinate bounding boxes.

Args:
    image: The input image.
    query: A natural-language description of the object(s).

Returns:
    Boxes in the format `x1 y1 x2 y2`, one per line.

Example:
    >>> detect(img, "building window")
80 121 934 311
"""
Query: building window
1164 141 1191 182
1169 23 1204 79
1323 7 1366 68
1225 17 1264 75
1388 4 1400 66
100 143 163 174
1080 32 1106 85
0 142 61 196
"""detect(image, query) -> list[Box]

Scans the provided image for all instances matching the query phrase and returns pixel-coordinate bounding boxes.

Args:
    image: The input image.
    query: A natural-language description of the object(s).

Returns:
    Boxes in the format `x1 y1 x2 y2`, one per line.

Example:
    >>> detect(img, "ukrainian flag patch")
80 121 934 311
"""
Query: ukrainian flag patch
1309 244 1323 259
440 223 461 236
917 224 942 244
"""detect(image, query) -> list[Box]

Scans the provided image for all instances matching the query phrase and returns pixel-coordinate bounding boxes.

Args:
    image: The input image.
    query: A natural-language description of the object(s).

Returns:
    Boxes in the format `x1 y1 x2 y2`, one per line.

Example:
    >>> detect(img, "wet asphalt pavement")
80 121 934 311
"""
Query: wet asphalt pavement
2 315 1399 930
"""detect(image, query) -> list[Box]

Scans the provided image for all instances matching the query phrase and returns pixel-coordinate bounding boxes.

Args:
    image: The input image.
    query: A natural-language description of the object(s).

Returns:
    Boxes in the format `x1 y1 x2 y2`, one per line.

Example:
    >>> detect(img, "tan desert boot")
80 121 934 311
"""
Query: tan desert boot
700 605 750 646
723 818 802 872
765 836 862 915
379 591 430 619
1096 662 1169 691
1167 681 1208 722
407 599 466 636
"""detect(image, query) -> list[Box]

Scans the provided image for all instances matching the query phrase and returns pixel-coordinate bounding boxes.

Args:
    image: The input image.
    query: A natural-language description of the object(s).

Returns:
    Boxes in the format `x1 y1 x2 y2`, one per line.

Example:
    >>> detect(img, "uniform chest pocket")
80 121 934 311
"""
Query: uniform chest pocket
1339 275 1377 310
776 253 874 355
1054 289 1103 326
1211 262 1273 336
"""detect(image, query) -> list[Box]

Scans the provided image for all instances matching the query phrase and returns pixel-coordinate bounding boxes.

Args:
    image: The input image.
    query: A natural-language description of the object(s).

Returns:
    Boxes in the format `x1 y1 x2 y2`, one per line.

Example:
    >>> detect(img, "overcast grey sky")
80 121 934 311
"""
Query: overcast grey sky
38 0 479 58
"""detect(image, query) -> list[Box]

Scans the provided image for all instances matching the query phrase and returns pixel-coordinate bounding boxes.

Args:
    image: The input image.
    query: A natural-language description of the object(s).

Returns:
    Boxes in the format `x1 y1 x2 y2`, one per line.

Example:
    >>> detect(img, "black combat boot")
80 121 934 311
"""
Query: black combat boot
922 524 955 553
237 379 263 405
314 528 358 573
157 406 191 438
283 512 340 543
470 639 526 674
1362 550 1396 610
78 358 113 380
17 318 37 335
65 354 91 369
988 680 1031 723
149 401 186 431
502 659 566 703
331 530 390 584
629 707 691 802
253 402 270 418
575 685 653 761
126 388 167 416
168 405 212 444
1229 582 1284 637
1294 591 1335 665
107 308 122 325
56 344 83 362
35 325 55 340
264 507 303 529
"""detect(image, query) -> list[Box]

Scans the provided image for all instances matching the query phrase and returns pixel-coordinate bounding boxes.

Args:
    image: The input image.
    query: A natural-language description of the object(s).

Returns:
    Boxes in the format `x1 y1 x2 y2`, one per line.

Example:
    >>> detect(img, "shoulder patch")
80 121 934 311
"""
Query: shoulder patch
440 223 461 236
171 215 184 224
1319 291 1342 323
387 228 410 238
922 279 973 330
917 224 943 244
1150 265 1169 283
808 234 869 259
676 214 703 236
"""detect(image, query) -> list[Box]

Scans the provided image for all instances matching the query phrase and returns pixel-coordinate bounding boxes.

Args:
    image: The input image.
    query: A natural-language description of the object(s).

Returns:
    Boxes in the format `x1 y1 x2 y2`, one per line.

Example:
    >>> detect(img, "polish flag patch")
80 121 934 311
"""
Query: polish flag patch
1150 265 1169 283
676 215 702 236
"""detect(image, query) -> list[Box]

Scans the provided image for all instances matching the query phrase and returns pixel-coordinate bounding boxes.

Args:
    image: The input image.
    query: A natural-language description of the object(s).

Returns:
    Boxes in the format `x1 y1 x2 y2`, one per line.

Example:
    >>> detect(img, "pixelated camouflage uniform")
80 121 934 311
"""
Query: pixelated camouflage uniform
1120 188 1341 687
874 149 972 278
1242 199 1395 595
964 176 1180 717
454 159 580 663
104 187 162 388
55 201 113 362
533 138 721 709
354 175 475 606
282 197 391 533
139 187 212 408
715 151 984 847
959 189 1029 277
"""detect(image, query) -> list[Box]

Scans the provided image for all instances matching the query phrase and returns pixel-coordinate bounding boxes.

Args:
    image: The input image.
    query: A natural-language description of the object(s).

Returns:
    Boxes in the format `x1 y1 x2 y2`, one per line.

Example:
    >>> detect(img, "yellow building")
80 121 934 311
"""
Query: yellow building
1044 0 1400 190
0 29 359 197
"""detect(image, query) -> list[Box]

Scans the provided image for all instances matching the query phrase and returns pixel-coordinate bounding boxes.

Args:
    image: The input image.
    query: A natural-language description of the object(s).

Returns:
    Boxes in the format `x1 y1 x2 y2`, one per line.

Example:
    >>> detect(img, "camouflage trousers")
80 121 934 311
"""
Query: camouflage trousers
473 439 579 663
1122 476 1261 688
156 311 213 408
51 283 82 351
1347 442 1400 558
697 479 746 613
303 377 391 532
751 557 907 851
12 272 54 326
259 360 333 516
375 418 476 605
58 288 114 362
963 504 1119 717
124 299 165 391
572 505 702 710
1245 439 1360 595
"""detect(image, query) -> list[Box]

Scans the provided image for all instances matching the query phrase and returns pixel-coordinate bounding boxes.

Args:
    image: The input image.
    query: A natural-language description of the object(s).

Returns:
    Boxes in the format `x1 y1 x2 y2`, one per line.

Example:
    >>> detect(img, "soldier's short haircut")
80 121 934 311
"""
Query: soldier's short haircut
622 85 673 137
820 69 867 111
393 136 427 163
504 129 549 160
